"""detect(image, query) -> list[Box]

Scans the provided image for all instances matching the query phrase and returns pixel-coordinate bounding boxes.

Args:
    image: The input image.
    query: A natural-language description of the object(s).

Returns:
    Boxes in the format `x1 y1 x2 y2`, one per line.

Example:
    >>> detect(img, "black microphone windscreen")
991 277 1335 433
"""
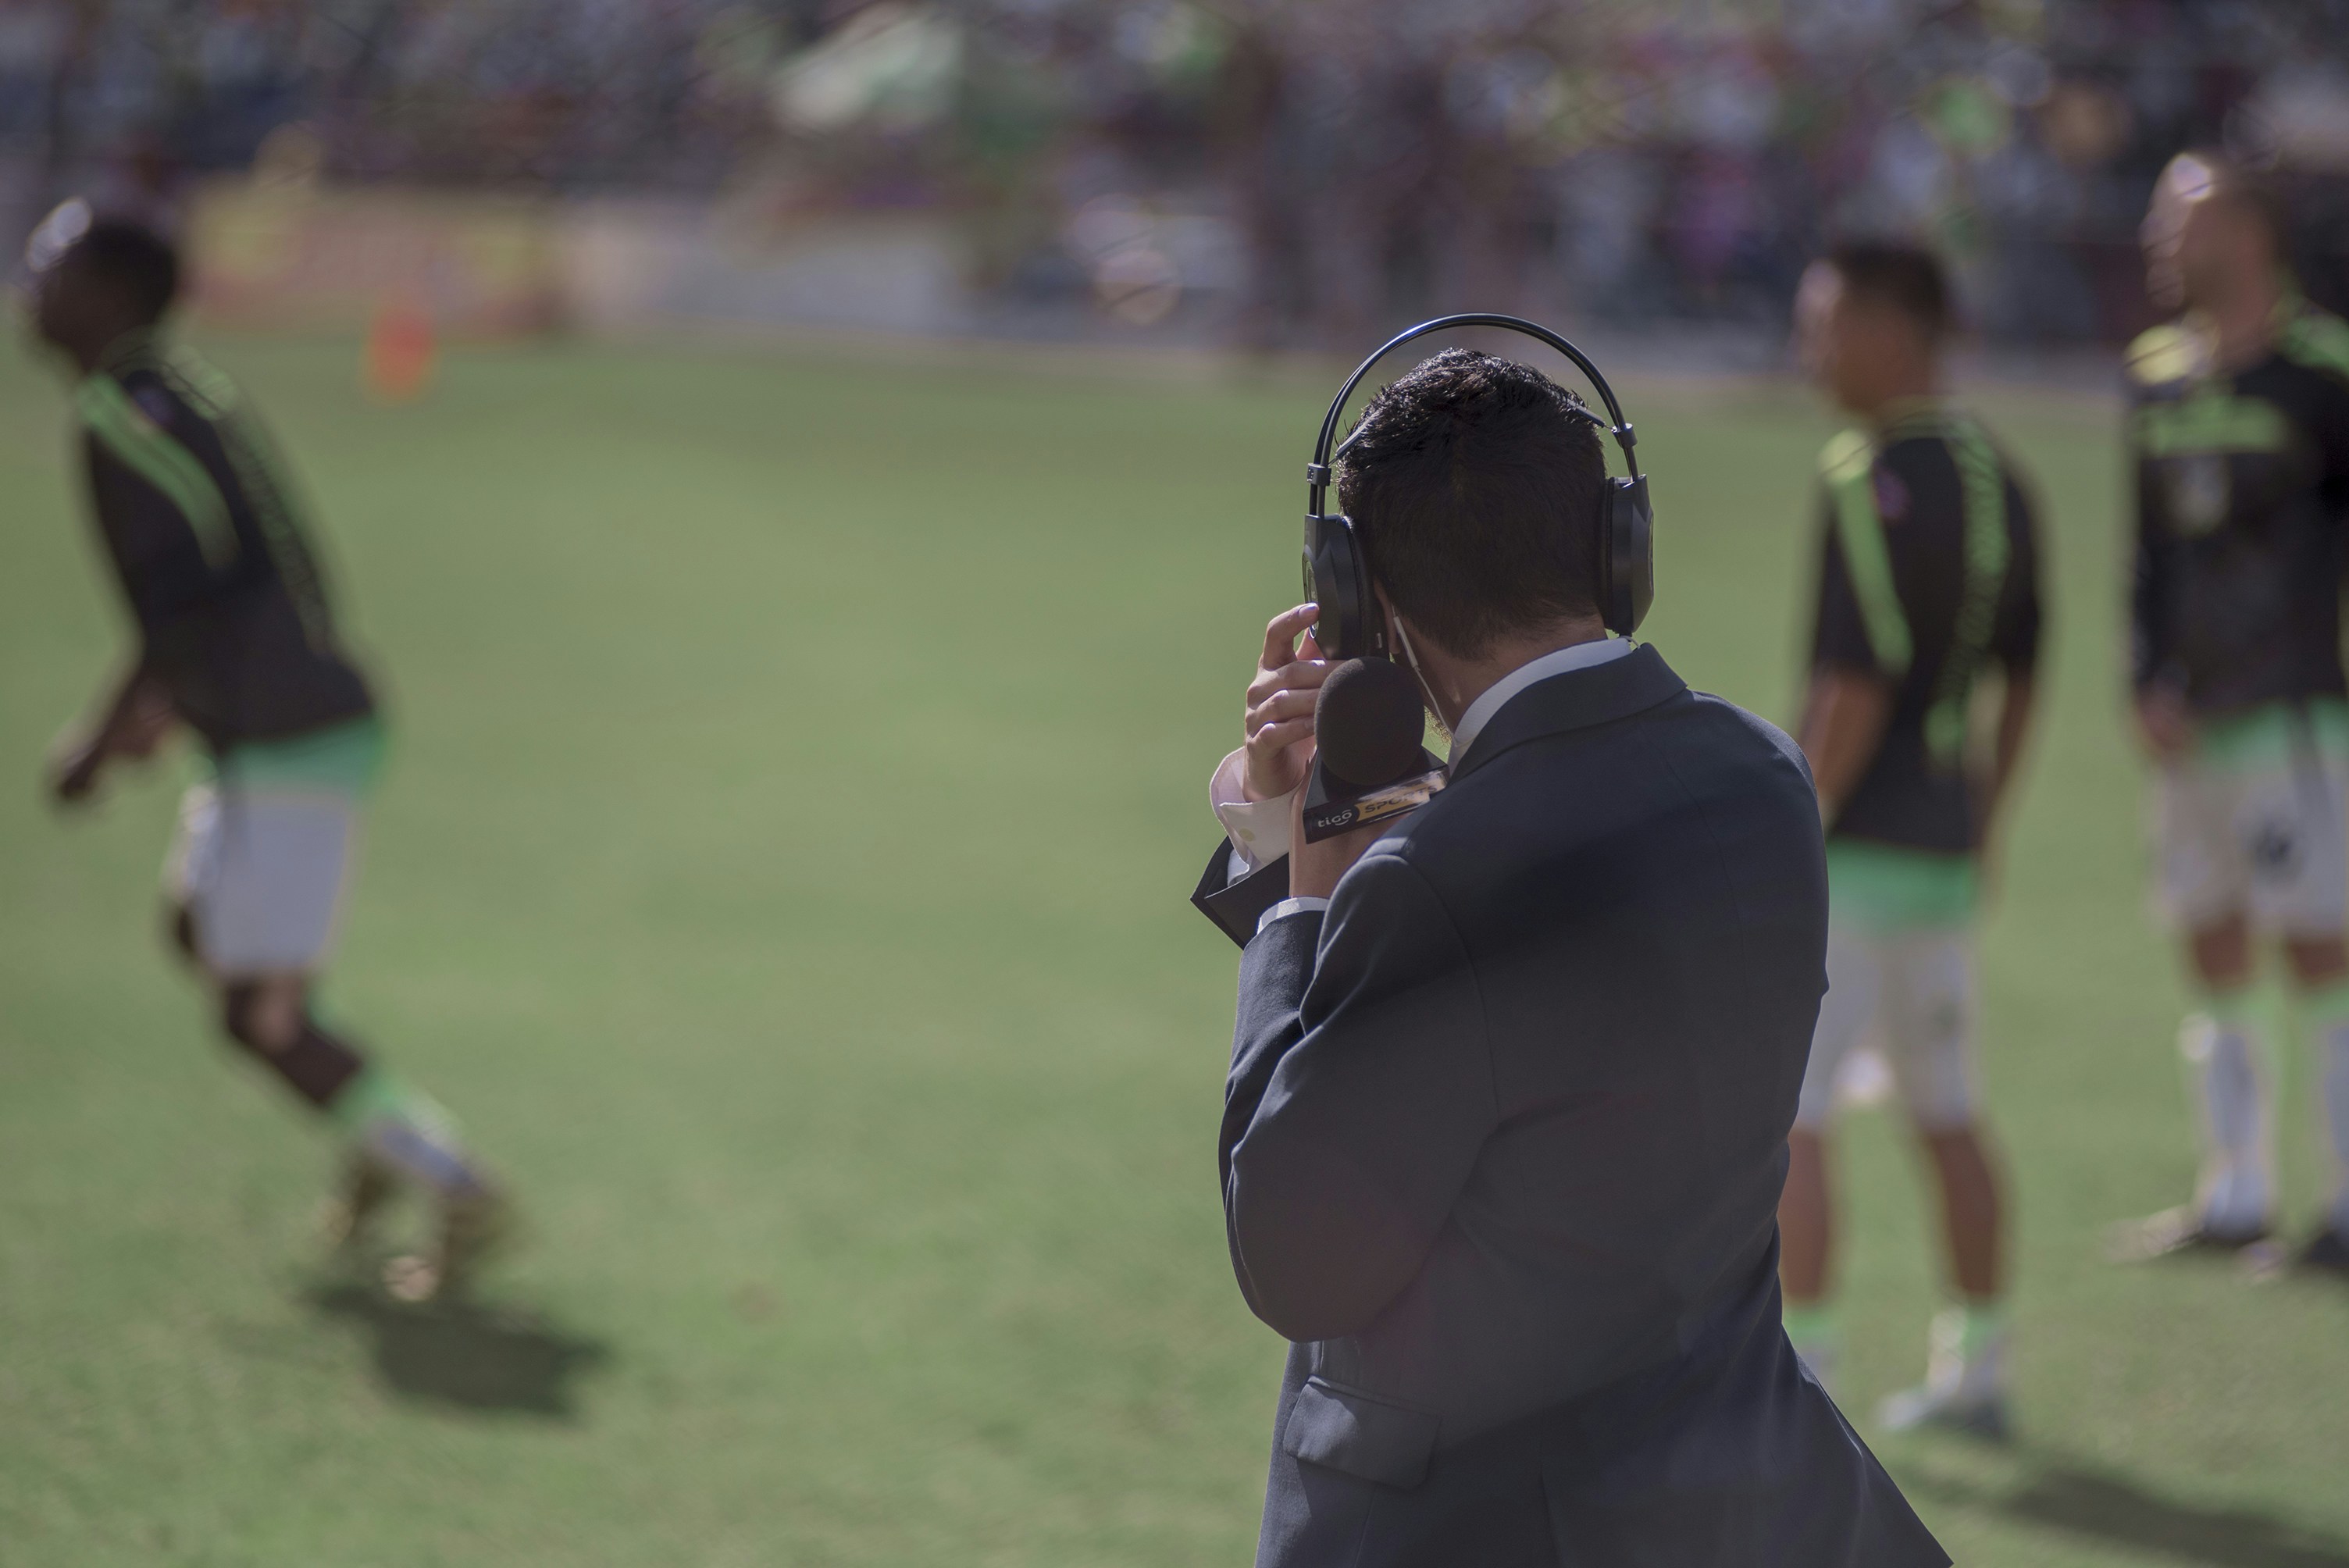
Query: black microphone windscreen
1315 657 1427 789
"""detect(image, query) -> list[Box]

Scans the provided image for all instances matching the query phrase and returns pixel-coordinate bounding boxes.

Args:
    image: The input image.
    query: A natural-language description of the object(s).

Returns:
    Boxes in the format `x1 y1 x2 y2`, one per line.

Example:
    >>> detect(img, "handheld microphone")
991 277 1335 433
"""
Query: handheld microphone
1301 657 1447 843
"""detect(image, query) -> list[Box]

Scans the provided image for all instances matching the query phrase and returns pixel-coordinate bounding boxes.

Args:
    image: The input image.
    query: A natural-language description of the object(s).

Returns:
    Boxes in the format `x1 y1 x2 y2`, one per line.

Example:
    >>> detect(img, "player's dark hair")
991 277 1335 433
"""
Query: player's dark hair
1335 347 1606 657
1825 240 1952 338
62 219 180 324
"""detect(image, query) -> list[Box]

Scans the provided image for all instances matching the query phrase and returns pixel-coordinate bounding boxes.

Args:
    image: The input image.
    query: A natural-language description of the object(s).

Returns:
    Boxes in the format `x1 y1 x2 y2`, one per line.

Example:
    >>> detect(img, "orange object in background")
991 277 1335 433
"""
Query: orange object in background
362 294 437 401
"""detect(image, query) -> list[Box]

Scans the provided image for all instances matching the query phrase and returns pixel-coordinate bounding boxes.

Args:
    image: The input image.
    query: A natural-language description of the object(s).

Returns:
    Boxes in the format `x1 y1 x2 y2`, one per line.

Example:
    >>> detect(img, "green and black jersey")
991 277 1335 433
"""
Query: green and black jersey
1809 401 2043 858
74 333 374 754
2127 301 2349 717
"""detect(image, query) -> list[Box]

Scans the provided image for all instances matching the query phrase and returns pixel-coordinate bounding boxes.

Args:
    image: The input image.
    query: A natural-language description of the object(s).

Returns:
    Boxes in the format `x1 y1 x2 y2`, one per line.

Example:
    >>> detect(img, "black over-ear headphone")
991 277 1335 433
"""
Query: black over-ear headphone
1303 313 1655 658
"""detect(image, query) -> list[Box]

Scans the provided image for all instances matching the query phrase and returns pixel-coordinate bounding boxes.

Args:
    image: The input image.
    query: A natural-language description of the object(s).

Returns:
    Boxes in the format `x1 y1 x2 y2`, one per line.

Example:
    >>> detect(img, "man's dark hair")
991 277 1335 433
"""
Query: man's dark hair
1336 348 1606 657
1825 240 1952 338
62 219 180 324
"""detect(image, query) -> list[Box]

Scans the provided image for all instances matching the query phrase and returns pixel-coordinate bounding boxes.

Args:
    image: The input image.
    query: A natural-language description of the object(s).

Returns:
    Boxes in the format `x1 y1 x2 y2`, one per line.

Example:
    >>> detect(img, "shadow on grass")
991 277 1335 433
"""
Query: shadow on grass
309 1283 610 1418
1909 1453 2349 1567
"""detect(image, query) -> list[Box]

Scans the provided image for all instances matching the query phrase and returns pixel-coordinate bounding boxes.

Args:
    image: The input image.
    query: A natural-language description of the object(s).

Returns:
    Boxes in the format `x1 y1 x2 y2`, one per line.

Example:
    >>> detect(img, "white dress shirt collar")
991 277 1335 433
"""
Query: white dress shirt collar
1447 636 1637 761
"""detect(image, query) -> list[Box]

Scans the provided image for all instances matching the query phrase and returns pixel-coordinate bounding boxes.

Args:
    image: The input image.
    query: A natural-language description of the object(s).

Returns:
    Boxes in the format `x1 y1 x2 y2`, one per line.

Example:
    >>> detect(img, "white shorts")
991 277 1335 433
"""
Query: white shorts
2152 751 2348 935
1795 925 1980 1132
163 782 363 977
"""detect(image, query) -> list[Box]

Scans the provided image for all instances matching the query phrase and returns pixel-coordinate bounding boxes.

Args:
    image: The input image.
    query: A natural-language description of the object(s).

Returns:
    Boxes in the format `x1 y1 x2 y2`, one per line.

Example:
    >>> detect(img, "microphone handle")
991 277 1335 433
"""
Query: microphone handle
1300 751 1448 844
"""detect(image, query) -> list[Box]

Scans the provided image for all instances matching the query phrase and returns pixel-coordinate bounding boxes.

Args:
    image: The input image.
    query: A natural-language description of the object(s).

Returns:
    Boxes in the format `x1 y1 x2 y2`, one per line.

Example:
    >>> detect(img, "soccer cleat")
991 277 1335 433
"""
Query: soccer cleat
2293 1227 2349 1277
2104 1205 2271 1263
317 1153 398 1251
1877 1382 2011 1441
383 1185 517 1304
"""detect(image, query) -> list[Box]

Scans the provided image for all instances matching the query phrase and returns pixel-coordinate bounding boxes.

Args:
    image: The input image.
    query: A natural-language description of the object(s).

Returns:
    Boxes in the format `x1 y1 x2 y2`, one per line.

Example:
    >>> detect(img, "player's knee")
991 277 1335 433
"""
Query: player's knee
219 980 304 1056
2285 933 2349 988
1909 1109 1982 1145
1894 1039 1978 1132
2189 917 2255 989
1902 1084 1977 1133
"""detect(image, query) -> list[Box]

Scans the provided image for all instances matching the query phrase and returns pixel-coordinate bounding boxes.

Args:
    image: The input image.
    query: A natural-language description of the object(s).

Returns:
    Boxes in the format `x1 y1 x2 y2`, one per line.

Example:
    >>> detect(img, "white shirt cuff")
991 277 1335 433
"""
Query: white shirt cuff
1210 747 1295 873
1256 896 1329 935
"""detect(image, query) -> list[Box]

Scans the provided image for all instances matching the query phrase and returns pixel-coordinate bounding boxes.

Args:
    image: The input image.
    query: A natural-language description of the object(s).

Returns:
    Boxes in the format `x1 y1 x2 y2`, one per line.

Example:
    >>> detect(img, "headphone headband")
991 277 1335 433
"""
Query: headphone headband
1306 313 1639 515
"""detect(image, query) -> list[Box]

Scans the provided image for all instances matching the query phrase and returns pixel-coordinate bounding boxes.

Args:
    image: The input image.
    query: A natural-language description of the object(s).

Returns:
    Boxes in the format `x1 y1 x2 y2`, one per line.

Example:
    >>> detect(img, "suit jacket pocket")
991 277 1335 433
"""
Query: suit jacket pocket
1280 1377 1441 1488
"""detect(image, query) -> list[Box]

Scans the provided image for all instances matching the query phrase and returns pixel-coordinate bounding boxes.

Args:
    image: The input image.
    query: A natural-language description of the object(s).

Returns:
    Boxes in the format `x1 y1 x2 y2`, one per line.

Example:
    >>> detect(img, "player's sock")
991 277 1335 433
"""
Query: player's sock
2182 991 2275 1237
1878 1296 2009 1434
328 1060 495 1203
2299 975 2349 1236
1781 1300 1839 1394
1929 1297 2009 1399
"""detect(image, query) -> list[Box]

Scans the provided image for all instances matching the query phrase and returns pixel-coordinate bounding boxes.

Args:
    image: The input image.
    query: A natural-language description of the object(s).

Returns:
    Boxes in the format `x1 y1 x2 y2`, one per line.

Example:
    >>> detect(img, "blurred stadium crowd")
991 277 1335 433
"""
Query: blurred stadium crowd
7 0 2349 347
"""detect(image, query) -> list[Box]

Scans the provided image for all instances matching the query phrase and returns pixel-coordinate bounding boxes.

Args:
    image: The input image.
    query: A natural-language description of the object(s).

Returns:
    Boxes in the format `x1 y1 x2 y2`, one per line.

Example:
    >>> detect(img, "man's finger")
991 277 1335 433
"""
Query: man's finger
1246 716 1315 757
1260 604 1321 672
1246 689 1318 737
1246 657 1334 709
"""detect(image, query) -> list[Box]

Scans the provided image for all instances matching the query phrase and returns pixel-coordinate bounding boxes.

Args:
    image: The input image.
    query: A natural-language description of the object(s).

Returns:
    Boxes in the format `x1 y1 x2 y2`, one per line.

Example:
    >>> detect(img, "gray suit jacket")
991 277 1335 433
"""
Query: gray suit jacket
1210 644 1944 1567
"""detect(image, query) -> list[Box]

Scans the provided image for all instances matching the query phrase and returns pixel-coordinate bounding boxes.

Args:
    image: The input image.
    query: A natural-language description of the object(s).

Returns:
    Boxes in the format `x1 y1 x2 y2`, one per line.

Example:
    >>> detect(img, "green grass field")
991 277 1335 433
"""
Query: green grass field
2 327 2346 1566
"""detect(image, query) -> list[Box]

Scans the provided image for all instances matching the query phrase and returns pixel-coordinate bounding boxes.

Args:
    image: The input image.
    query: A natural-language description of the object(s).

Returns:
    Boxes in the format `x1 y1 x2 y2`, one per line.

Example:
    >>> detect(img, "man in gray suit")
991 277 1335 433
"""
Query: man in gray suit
1197 349 1944 1566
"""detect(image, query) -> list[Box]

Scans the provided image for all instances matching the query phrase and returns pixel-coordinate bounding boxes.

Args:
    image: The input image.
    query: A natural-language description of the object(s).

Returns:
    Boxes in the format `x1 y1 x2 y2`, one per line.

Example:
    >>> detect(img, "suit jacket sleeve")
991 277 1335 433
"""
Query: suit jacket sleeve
1221 850 1495 1343
1192 839 1292 947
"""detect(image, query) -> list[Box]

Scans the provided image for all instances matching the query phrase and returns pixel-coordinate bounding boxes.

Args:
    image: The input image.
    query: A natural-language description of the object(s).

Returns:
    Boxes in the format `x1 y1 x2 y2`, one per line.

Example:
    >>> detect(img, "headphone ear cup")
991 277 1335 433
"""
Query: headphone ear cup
1305 515 1381 660
1603 476 1655 636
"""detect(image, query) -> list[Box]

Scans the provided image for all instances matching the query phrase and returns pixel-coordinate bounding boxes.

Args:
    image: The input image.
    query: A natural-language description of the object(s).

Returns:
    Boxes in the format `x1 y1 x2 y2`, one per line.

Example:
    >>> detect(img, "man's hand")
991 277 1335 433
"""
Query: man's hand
1288 783 1386 900
2133 686 2195 762
1243 603 1332 802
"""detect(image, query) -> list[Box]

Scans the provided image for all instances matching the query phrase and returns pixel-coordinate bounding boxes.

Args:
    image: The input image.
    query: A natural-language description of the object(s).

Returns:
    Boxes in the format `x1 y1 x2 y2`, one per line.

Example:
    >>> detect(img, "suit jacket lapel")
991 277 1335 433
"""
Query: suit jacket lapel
1449 643 1688 781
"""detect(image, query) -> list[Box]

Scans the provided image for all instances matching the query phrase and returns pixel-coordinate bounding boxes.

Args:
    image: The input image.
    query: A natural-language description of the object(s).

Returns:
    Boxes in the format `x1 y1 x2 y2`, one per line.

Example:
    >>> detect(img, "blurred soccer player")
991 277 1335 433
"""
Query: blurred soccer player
1782 242 2044 1436
19 203 511 1300
2116 152 2349 1275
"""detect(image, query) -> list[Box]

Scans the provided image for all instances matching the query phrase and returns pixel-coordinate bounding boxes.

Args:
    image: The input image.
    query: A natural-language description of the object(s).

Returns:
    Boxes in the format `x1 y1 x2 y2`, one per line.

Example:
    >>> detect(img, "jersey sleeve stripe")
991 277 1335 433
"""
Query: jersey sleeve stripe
76 376 241 569
1821 429 1914 677
1924 422 2016 763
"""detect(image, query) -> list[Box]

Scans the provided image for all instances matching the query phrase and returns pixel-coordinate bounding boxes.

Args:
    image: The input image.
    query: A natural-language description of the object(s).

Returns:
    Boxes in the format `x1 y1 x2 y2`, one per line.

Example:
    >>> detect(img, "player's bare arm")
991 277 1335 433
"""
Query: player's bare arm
48 667 174 807
1987 672 2037 822
1975 672 2041 881
1796 664 1895 820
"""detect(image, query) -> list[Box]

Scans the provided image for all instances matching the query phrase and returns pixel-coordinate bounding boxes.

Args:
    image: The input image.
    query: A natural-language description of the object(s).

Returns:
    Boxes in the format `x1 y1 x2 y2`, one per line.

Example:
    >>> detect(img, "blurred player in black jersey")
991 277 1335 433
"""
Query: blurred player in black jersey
2116 153 2349 1276
1781 243 2044 1435
20 204 511 1300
